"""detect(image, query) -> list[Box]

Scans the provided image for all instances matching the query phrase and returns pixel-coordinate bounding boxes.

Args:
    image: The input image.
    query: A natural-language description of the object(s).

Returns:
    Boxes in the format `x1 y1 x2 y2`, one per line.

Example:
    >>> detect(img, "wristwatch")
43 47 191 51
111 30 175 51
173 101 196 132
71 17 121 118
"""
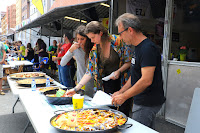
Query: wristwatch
74 87 85 96
74 87 79 93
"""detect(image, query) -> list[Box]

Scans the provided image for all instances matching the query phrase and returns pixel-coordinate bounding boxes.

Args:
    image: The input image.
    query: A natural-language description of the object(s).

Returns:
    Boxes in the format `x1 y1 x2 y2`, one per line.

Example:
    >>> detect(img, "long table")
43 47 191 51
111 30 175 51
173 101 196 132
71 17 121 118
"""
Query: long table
7 74 66 113
7 60 33 67
19 89 158 133
8 75 158 133
7 74 65 97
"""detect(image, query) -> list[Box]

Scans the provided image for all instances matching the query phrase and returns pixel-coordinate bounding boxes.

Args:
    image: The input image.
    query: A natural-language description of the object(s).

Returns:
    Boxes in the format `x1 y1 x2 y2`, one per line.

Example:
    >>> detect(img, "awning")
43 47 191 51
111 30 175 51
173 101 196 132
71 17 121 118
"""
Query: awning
38 26 70 37
17 0 108 31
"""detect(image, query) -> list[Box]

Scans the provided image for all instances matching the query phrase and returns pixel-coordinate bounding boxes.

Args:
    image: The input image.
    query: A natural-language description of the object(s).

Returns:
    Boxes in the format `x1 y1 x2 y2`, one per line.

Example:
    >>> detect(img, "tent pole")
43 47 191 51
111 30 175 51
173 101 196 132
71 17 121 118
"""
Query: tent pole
61 18 63 43
49 36 51 46
162 0 174 116
40 26 42 38
109 0 114 34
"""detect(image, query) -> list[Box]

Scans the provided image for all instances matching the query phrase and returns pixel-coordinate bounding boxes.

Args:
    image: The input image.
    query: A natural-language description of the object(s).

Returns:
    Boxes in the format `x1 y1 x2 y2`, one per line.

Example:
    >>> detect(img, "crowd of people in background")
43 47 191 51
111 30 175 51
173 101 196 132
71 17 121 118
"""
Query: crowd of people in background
0 13 166 129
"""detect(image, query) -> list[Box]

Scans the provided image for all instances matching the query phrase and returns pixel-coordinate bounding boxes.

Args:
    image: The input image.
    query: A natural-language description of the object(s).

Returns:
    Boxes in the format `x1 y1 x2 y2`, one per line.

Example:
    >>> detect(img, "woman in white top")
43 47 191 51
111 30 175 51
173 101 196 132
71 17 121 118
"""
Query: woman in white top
61 25 94 97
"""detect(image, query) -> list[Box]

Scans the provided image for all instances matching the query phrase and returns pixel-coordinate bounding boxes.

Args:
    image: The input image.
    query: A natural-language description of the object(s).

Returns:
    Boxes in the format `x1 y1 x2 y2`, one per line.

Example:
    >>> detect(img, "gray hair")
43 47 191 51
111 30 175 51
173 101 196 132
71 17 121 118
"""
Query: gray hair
115 13 142 32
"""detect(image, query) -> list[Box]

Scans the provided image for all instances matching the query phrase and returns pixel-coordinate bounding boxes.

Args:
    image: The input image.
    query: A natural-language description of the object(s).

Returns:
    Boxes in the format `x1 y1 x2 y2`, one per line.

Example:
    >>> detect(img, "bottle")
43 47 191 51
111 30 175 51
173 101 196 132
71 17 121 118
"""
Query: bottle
31 79 36 91
93 87 97 97
46 78 50 87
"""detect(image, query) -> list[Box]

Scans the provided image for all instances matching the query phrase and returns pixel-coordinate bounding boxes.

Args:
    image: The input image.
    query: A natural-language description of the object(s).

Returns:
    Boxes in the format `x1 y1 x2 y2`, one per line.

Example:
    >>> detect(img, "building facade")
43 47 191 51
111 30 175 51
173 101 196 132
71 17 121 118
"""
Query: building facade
0 11 6 29
16 0 22 26
22 0 30 21
16 0 56 46
6 4 16 30
1 14 7 41
30 0 55 21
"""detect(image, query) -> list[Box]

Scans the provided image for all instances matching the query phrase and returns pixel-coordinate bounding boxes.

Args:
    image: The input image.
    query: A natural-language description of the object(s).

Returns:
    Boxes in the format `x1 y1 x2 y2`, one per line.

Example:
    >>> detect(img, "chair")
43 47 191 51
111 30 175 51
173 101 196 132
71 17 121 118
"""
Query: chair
2 65 24 91
4 63 24 75
33 57 49 71
30 58 34 63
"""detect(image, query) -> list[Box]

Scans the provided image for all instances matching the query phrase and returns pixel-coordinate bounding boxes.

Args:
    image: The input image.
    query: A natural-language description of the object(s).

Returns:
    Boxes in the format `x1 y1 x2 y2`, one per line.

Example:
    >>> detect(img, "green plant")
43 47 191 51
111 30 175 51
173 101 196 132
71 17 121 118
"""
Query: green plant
179 46 187 54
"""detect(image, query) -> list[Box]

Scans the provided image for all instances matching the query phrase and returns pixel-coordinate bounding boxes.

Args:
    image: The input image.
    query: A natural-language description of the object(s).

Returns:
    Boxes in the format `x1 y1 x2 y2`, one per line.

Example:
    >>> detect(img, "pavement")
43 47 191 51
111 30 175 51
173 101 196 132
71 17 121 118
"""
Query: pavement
0 70 185 133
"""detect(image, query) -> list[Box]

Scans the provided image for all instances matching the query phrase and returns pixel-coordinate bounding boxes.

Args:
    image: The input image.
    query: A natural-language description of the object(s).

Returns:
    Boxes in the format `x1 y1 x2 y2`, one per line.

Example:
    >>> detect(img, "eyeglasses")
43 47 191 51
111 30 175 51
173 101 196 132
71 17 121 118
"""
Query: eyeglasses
118 28 128 35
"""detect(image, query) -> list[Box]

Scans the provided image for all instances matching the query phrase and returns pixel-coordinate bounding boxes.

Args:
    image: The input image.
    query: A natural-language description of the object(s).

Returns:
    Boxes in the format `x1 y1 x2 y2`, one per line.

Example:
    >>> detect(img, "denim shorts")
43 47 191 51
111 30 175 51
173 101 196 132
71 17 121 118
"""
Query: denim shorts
130 104 162 128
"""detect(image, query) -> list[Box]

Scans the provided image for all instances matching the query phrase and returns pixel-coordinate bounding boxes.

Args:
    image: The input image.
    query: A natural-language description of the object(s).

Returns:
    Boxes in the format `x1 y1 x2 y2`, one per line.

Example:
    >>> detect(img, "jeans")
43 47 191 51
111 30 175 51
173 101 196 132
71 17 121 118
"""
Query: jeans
131 104 162 128
58 65 75 87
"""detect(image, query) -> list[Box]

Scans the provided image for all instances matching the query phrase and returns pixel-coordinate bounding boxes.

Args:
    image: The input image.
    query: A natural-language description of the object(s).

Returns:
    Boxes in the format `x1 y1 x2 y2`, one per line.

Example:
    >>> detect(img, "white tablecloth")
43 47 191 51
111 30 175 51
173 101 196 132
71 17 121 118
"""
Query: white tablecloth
19 89 159 133
7 61 33 67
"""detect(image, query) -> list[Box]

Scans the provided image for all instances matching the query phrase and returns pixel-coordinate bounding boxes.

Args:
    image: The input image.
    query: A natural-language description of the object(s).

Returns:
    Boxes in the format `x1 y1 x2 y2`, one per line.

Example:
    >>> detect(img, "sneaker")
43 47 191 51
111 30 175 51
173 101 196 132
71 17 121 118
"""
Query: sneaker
0 91 5 95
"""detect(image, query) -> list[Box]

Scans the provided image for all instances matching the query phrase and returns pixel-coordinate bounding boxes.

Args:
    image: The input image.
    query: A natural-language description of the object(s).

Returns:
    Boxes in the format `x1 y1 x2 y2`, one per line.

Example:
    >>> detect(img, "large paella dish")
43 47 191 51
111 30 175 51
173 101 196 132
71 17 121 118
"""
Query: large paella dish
50 108 128 132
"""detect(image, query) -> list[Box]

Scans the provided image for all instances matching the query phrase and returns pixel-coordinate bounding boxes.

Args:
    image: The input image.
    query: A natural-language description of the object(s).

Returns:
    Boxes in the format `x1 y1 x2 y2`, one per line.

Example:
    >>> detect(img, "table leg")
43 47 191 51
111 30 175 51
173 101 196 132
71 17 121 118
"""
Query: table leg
12 97 20 113
23 120 30 133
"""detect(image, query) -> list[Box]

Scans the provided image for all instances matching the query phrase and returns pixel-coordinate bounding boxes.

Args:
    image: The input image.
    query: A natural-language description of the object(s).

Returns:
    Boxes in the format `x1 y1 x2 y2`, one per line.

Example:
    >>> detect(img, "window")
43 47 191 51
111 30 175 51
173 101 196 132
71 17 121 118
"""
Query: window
169 0 200 62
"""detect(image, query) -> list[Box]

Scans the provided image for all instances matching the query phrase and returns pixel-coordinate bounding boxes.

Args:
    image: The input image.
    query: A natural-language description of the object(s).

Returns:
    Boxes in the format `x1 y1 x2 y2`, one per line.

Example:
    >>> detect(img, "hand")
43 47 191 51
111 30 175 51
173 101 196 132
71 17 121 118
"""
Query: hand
112 91 122 97
111 93 126 107
70 42 80 52
0 61 4 65
63 88 76 97
110 70 120 80
57 42 62 48
52 57 57 61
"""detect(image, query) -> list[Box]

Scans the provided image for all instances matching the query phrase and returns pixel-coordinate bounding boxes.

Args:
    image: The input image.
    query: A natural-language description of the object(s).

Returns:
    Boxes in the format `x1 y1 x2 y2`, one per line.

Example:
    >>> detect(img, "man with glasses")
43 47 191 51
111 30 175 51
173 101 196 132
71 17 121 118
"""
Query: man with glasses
112 13 166 128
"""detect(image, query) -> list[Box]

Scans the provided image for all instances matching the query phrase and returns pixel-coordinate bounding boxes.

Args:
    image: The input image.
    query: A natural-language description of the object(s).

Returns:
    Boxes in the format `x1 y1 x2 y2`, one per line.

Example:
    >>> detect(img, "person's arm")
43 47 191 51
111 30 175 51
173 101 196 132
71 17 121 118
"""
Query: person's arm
110 62 131 80
60 43 79 66
112 66 155 106
110 35 132 80
38 49 44 53
15 49 22 54
57 43 62 54
112 76 132 97
15 46 23 54
52 56 62 61
24 49 28 57
0 50 6 64
47 51 52 54
47 46 53 54
60 50 73 66
7 48 11 53
15 46 19 51
64 73 92 96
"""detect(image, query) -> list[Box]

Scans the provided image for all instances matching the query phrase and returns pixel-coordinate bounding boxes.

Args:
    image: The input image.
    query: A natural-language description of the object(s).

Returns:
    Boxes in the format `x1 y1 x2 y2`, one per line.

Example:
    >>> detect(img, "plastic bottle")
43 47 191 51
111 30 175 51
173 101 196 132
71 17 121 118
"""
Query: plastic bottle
93 87 97 97
46 78 50 87
31 79 36 91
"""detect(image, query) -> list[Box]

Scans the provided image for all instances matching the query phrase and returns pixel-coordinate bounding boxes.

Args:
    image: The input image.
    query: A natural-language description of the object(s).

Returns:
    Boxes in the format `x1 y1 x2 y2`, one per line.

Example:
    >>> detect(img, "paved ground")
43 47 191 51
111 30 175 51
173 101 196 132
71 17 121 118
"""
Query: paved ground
0 71 185 133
